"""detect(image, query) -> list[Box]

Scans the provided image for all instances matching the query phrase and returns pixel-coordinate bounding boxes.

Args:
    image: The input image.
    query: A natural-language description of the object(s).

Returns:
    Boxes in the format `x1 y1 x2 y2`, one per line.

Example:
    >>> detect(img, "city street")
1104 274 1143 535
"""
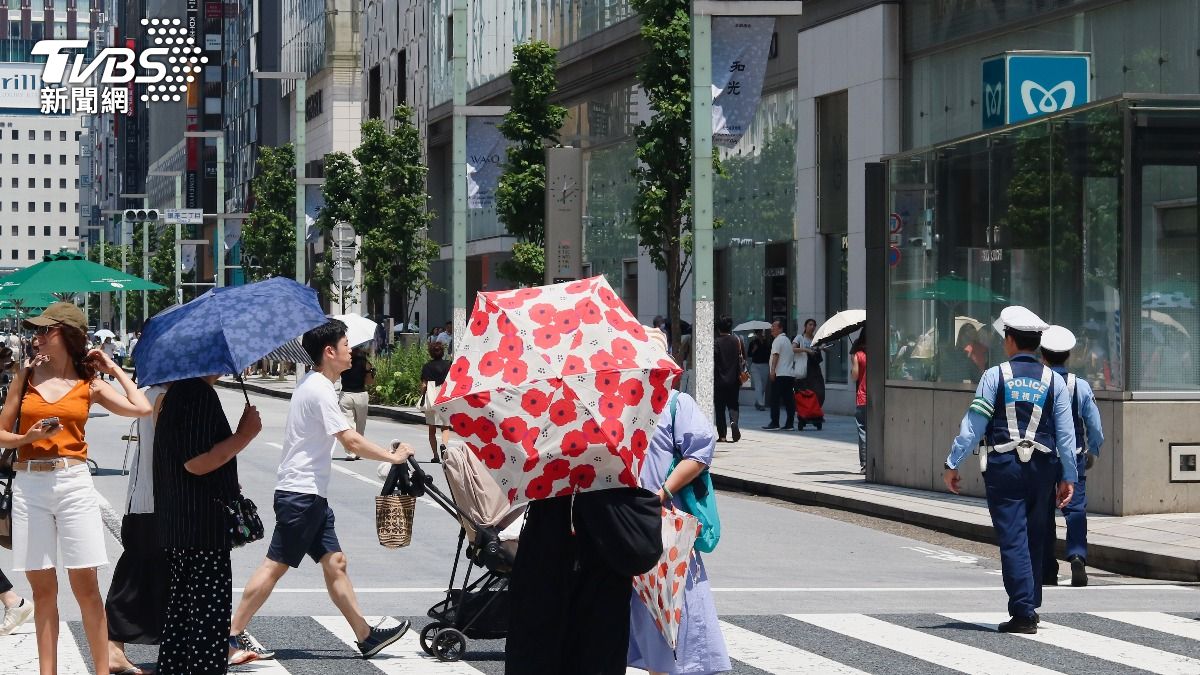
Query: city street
1 385 1198 674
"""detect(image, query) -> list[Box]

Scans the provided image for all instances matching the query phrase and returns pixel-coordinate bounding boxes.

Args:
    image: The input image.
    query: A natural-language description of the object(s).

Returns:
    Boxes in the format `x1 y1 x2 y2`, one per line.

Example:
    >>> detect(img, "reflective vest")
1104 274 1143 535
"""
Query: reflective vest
985 357 1057 460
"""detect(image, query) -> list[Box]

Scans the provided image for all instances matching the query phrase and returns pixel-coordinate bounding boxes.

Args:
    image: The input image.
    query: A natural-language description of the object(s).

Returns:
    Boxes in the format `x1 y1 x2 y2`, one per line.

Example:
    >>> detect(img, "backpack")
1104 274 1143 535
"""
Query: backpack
665 392 722 553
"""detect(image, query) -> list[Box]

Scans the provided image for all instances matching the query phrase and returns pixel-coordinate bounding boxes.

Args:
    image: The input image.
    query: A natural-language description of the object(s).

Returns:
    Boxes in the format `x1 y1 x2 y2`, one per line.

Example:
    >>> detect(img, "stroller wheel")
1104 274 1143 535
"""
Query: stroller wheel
432 627 467 662
419 622 446 656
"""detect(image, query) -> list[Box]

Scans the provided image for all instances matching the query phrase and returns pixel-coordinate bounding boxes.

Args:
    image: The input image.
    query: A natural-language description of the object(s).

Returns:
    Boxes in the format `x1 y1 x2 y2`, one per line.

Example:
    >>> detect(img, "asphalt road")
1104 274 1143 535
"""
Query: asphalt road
2 384 1198 673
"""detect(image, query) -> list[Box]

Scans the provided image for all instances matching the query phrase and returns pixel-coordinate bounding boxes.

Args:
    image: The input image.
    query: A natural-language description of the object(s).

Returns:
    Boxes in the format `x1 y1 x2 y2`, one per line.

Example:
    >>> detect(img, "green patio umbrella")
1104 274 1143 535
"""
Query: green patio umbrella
899 275 1007 304
0 250 164 300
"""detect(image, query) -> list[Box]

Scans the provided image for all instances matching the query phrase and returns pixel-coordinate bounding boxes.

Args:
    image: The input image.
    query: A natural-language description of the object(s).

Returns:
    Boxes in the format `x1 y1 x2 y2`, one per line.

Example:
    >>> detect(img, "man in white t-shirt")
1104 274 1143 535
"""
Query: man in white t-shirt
763 319 797 430
228 320 416 662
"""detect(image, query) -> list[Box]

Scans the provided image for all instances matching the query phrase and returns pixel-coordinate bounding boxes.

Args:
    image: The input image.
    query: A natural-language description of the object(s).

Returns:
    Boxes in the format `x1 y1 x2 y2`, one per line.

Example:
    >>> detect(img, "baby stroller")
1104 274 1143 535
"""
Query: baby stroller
386 442 523 662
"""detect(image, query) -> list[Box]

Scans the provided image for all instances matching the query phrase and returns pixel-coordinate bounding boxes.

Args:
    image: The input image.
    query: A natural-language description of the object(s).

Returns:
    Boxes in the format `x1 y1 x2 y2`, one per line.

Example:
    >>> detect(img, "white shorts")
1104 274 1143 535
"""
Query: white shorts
11 462 109 571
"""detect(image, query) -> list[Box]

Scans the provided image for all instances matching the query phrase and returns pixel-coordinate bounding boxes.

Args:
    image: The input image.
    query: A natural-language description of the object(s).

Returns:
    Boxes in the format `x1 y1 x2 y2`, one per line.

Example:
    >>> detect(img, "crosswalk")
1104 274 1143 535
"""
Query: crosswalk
4 611 1197 674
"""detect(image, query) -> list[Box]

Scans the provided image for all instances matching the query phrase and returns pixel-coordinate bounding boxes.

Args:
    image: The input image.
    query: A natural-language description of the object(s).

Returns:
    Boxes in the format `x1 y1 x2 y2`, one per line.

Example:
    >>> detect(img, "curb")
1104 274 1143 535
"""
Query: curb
214 378 427 425
710 473 1200 583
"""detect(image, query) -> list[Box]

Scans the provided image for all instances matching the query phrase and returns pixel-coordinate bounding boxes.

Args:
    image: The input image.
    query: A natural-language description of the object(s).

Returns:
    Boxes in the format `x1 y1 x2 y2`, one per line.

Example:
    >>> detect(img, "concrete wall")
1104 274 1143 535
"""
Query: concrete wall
795 3 901 416
880 385 1200 516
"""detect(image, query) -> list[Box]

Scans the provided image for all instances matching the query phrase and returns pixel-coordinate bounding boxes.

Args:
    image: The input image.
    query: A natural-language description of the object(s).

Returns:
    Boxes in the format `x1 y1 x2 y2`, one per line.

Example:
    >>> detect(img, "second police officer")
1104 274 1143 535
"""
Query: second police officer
1039 325 1104 588
943 306 1077 634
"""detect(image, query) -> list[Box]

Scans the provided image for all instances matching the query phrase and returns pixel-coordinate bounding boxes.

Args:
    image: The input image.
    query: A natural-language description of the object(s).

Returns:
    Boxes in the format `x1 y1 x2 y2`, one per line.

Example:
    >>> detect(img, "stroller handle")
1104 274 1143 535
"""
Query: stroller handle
381 458 431 497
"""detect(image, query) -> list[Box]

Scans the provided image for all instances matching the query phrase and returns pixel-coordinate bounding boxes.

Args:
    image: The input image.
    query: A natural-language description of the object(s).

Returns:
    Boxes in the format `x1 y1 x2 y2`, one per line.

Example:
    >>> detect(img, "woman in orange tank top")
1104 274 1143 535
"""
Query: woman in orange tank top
0 303 152 675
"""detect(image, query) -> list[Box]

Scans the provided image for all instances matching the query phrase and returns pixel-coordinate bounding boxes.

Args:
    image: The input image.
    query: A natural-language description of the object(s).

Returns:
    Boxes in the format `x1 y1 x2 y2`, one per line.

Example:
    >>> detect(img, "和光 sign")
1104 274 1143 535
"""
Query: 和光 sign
982 52 1090 129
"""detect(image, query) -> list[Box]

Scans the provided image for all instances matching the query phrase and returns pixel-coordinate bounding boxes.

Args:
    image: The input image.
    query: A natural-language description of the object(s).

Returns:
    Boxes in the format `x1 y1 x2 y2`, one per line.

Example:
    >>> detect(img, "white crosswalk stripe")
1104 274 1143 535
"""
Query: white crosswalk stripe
238 657 297 674
2 623 92 674
944 612 1200 675
312 615 486 674
1091 611 1200 642
790 613 1066 675
718 620 870 674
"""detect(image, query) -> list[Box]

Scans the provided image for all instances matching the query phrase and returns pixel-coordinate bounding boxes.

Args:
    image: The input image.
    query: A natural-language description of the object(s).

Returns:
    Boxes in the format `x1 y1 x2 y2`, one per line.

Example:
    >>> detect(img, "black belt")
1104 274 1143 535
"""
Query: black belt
342 388 367 394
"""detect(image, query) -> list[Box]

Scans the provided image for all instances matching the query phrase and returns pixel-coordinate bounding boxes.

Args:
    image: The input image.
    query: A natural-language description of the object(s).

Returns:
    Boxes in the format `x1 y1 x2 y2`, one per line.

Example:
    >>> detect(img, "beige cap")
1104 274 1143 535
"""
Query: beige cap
23 302 87 333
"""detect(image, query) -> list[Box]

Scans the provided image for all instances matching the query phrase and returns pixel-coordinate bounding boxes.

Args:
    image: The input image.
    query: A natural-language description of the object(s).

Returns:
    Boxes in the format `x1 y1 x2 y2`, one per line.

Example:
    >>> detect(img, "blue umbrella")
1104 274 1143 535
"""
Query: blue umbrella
133 278 328 393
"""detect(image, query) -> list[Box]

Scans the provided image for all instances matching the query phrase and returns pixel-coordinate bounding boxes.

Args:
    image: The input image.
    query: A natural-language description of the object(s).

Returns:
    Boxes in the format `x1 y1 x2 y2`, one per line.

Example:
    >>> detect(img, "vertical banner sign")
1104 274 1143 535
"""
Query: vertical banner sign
181 244 197 273
710 17 775 148
465 116 509 209
544 147 583 285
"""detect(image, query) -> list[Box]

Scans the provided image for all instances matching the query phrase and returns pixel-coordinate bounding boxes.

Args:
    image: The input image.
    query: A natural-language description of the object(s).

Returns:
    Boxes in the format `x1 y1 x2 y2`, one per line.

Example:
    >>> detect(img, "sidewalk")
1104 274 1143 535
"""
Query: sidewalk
218 376 1200 582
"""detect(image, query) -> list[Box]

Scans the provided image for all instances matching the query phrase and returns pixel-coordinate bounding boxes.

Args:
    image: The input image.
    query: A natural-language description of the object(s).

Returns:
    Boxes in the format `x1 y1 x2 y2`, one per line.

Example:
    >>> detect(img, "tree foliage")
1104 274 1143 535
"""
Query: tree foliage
319 106 439 326
496 40 568 286
630 0 703 353
241 144 298 281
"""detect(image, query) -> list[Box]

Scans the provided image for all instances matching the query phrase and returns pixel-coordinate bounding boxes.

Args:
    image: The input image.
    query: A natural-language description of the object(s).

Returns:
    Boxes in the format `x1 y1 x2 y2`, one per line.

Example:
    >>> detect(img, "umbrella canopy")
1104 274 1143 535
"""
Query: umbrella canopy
133 277 328 387
899 276 1007 304
434 276 682 505
1141 309 1191 338
0 250 164 300
93 329 116 341
811 309 866 349
0 293 56 310
732 320 772 332
632 507 701 651
333 313 378 347
263 337 314 366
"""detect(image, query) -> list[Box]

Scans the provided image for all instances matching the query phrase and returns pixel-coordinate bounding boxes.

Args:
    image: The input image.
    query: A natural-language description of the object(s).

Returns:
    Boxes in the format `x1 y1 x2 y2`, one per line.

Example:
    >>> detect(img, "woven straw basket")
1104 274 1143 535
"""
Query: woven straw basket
375 494 416 548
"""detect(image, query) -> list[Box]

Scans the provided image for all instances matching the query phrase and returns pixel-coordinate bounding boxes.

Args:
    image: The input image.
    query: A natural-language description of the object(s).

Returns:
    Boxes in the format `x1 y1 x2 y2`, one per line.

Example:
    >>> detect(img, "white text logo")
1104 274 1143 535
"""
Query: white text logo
1019 79 1075 116
984 82 1003 117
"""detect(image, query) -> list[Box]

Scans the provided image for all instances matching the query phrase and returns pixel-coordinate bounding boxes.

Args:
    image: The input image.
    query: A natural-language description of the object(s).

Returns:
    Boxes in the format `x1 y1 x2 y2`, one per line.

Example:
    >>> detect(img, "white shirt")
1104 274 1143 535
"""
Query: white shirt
126 385 167 514
277 371 352 497
771 334 796 377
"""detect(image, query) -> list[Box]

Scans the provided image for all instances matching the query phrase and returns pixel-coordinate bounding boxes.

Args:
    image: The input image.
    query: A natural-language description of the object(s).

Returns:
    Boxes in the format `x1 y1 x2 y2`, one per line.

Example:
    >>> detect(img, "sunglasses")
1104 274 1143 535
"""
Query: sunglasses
32 324 59 336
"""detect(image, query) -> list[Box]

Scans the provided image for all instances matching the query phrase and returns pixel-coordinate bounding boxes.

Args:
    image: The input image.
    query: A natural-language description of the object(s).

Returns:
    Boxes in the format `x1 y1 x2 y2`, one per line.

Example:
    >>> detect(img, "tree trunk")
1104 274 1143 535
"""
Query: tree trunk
666 215 682 358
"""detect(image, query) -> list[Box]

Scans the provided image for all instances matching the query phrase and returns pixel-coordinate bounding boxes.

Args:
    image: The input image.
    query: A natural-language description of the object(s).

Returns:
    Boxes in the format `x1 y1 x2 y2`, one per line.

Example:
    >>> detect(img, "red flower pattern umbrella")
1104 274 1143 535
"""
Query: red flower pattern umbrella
434 276 681 505
632 507 702 650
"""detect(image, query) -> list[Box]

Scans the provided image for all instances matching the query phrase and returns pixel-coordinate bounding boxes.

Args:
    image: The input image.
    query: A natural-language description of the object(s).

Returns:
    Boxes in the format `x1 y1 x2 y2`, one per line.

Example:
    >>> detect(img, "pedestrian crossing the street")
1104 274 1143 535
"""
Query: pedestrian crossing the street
5 611 1197 674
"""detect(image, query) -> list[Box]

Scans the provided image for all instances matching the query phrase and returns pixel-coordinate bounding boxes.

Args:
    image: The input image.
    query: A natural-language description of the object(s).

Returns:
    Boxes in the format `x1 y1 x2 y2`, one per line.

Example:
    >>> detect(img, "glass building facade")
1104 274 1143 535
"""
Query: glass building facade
885 97 1200 394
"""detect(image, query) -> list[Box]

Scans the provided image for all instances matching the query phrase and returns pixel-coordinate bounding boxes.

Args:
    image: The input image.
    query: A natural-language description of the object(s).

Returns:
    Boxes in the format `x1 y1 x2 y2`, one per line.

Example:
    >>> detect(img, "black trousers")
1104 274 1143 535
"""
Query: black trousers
769 375 795 426
0 566 11 594
506 496 633 675
157 548 232 675
106 513 169 644
714 382 741 439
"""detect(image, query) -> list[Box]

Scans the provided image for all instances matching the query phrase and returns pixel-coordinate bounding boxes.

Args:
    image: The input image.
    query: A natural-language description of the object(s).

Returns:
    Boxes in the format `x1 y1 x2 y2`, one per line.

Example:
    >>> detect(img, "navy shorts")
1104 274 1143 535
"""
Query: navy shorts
267 490 342 568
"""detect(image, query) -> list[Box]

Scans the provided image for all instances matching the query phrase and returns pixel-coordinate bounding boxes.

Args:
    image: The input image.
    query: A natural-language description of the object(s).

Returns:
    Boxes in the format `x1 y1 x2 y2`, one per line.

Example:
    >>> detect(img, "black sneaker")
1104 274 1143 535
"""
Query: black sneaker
731 423 741 442
998 615 1038 634
761 424 779 430
235 630 275 659
1069 555 1088 587
357 620 411 658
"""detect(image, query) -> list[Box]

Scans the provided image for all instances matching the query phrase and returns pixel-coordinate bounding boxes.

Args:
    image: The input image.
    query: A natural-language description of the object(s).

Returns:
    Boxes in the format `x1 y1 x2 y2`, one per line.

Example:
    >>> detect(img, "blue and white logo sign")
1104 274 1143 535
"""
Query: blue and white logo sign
982 52 1090 128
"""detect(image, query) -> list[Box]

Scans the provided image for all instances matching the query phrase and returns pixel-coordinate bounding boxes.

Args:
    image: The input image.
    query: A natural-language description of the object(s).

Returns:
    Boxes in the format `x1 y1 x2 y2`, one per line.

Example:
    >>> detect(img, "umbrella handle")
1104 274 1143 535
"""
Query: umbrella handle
233 373 251 406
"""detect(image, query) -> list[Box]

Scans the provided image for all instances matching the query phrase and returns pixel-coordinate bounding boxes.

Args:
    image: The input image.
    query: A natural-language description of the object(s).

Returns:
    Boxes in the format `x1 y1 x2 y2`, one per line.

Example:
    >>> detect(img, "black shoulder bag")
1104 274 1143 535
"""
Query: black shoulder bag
217 493 264 548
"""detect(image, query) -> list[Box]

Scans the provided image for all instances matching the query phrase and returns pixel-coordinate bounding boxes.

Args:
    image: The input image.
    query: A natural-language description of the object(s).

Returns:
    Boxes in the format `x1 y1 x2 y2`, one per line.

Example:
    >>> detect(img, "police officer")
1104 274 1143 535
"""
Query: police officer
1040 325 1104 587
943 306 1077 634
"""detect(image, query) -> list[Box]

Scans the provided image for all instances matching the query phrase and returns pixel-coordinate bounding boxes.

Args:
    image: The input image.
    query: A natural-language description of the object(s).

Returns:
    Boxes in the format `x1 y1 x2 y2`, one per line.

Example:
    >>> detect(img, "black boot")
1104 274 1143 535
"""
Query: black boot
1069 555 1088 587
998 615 1038 634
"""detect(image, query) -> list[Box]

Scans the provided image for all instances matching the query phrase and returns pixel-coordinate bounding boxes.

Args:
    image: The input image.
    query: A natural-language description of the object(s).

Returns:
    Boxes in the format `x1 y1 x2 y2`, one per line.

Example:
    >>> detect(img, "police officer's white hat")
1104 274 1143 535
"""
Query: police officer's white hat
992 306 1050 335
1041 325 1076 353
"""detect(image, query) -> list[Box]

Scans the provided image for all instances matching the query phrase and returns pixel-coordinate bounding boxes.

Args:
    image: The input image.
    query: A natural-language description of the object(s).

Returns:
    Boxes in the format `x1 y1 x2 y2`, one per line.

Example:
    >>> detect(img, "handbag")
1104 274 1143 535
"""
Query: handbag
665 393 722 553
216 494 264 548
0 367 30 479
376 461 417 548
421 381 438 416
572 487 663 577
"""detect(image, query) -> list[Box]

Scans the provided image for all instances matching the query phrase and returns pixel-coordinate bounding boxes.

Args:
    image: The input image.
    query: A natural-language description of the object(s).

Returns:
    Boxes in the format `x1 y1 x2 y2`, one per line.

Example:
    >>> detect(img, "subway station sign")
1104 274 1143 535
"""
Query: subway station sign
982 51 1090 128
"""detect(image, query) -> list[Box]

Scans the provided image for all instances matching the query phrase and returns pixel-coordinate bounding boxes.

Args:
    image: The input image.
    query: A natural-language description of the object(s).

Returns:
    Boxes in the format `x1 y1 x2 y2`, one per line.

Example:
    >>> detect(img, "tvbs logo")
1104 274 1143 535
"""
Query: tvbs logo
32 17 204 113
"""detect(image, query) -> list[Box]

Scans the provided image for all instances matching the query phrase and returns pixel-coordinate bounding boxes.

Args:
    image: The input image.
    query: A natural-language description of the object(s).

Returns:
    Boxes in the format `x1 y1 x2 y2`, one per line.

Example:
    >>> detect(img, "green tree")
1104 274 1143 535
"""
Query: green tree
85 238 138 328
495 41 568 286
630 0 719 352
241 144 298 281
319 106 439 326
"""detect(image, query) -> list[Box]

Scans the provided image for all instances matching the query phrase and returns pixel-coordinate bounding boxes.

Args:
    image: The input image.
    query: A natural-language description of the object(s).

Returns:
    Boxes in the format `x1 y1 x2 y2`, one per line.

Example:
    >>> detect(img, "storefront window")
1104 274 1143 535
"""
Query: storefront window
887 102 1125 391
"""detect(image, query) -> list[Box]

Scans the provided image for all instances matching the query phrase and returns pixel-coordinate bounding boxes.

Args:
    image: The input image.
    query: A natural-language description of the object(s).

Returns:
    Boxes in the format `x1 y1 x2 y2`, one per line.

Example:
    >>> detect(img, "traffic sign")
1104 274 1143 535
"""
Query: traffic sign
165 208 203 225
332 261 355 286
332 247 356 263
332 222 356 247
888 246 902 268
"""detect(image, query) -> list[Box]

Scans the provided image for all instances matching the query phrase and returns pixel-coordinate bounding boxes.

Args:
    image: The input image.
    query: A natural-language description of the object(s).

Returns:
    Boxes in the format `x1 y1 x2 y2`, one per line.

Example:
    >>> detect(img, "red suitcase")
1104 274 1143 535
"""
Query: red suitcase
794 390 824 430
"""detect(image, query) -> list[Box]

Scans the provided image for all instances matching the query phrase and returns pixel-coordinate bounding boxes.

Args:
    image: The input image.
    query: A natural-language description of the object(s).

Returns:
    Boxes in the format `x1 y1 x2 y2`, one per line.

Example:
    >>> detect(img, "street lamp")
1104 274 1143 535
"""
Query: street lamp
148 170 183 308
253 71 308 284
690 0 803 421
184 131 227 288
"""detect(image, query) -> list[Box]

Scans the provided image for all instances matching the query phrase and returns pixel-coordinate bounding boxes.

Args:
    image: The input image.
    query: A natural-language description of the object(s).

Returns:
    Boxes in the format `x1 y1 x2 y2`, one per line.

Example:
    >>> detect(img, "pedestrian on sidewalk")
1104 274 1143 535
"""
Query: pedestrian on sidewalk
153 376 262 674
228 320 416 662
628 390 730 674
747 330 770 410
793 319 826 431
106 384 170 675
713 316 743 443
338 346 375 461
762 320 796 430
850 332 868 472
101 337 117 380
1039 326 1103 588
943 306 1077 634
0 302 153 675
420 341 451 462
0 568 34 636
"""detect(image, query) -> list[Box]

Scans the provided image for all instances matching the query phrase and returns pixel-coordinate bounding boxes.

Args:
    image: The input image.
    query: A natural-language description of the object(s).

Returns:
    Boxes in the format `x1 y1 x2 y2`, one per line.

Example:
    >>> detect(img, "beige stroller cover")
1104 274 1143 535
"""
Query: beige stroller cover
440 442 525 555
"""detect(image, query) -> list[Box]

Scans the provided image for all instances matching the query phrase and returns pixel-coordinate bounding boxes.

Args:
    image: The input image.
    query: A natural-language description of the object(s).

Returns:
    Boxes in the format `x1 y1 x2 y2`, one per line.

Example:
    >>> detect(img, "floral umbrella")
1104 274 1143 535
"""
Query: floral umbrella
434 276 681 505
632 507 702 651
